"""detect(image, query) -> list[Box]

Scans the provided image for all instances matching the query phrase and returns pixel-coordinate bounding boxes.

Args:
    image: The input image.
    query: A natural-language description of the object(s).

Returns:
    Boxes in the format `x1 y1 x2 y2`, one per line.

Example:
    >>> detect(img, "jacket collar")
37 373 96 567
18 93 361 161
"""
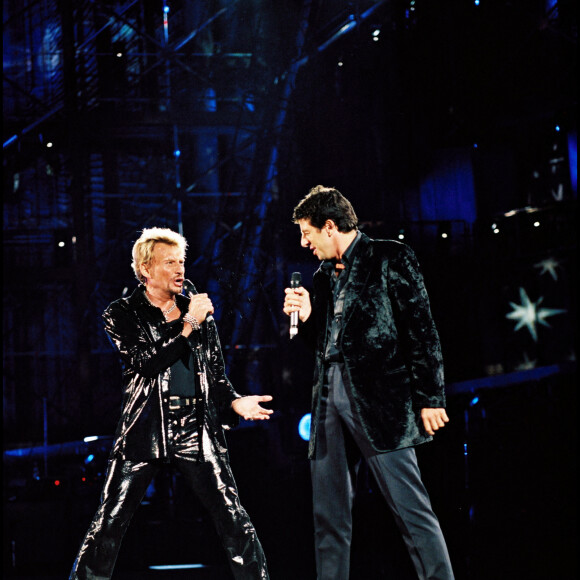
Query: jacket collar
315 231 373 278
128 283 189 313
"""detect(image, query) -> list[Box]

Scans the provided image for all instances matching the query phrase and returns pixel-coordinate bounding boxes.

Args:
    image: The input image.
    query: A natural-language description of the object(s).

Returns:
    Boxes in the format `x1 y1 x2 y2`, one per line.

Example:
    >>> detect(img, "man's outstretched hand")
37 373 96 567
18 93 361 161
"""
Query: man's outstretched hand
232 395 274 421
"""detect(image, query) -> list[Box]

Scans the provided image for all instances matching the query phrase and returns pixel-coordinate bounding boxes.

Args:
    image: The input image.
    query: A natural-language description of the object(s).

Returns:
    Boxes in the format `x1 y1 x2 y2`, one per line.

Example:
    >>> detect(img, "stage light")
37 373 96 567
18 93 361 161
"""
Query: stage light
46 142 53 148
398 228 405 240
84 454 95 465
533 221 540 228
150 564 207 570
437 221 451 240
204 87 217 112
298 413 311 441
372 28 380 42
469 396 479 407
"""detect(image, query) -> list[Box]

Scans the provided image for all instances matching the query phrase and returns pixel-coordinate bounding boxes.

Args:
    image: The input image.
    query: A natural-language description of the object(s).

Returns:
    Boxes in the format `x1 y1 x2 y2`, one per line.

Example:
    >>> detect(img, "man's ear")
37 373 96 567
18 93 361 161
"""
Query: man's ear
140 262 150 280
325 219 337 235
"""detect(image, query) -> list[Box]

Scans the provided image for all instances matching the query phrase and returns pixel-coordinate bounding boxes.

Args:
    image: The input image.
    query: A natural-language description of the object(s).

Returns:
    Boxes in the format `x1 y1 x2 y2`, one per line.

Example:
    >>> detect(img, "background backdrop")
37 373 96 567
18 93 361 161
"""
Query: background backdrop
3 1 577 578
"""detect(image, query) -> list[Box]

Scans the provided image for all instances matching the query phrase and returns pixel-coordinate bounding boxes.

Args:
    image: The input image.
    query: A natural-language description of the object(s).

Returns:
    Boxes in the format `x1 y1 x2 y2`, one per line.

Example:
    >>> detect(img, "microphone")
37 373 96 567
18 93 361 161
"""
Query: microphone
183 278 214 323
289 272 302 339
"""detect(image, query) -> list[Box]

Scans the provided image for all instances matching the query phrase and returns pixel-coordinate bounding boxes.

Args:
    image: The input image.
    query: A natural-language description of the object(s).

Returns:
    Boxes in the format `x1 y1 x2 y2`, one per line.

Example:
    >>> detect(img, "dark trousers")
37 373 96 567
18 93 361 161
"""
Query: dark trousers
311 363 454 580
70 416 268 580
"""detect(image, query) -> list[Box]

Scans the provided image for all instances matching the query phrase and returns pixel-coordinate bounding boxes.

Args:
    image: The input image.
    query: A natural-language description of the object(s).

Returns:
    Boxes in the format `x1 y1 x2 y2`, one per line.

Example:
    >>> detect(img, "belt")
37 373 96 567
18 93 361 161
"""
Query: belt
168 396 197 410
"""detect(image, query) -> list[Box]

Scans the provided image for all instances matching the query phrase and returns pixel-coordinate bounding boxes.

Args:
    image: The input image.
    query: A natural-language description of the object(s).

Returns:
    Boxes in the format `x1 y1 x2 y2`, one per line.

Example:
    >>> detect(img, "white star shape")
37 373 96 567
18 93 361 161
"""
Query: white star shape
506 287 566 342
533 257 561 281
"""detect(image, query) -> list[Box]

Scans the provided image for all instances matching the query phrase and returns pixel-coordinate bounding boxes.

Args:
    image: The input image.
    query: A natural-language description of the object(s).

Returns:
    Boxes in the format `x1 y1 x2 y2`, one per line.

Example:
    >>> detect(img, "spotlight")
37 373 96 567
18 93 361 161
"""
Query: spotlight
397 228 405 240
298 413 311 441
54 228 73 266
437 221 451 240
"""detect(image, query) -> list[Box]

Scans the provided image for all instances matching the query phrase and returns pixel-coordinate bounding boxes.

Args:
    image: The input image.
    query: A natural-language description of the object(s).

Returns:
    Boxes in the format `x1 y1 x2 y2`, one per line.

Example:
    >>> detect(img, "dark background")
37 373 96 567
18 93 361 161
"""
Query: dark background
3 1 577 578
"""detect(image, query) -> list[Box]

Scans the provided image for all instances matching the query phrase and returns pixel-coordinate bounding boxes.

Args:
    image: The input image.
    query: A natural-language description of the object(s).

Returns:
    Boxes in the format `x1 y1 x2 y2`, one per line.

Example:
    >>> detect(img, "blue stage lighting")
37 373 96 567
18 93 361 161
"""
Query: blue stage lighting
298 413 311 441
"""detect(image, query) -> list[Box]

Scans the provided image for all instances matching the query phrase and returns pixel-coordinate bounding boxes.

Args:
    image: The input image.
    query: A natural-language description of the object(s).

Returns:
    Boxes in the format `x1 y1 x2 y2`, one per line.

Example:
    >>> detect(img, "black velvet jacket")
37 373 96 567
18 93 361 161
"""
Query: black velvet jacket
103 284 240 462
302 234 446 458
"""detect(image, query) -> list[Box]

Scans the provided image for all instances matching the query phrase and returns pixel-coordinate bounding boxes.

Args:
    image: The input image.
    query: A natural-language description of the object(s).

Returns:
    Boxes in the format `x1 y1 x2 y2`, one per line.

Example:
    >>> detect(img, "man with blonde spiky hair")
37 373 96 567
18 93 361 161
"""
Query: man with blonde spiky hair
70 227 272 579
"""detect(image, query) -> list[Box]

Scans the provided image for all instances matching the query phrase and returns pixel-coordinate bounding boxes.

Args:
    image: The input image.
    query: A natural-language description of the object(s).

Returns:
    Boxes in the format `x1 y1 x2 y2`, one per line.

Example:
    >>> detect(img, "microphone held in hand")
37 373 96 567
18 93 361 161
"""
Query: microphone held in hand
290 272 302 339
183 278 214 323
183 279 196 296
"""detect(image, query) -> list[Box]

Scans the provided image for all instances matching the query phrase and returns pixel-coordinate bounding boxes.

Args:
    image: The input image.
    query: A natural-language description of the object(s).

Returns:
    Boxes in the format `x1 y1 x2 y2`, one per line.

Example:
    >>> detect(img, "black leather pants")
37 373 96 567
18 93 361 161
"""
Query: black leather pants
70 417 268 579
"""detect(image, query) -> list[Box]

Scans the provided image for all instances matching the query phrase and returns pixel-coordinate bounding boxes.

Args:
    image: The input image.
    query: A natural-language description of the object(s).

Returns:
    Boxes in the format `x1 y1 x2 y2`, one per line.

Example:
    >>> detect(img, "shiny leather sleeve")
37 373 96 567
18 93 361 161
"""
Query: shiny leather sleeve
103 299 188 378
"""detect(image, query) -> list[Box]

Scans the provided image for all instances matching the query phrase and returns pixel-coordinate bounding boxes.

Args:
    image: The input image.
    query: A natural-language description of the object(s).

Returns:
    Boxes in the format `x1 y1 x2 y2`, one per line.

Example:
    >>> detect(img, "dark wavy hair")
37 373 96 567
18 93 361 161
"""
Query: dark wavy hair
292 185 358 232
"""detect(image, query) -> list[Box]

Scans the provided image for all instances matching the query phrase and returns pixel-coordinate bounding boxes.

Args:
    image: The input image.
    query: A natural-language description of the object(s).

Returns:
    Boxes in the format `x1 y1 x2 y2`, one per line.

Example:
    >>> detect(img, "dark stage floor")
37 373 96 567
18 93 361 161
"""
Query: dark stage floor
4 372 577 579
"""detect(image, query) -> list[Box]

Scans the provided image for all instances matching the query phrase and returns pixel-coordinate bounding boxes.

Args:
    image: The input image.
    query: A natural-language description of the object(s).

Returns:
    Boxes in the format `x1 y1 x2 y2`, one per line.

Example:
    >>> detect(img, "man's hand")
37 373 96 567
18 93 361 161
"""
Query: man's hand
232 395 274 421
187 292 214 323
283 286 312 323
421 408 450 436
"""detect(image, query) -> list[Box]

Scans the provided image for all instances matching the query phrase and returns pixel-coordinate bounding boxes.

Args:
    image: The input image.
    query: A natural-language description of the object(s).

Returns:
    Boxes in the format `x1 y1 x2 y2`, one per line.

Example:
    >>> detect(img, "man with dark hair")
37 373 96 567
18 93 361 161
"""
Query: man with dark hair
283 186 454 579
70 227 271 579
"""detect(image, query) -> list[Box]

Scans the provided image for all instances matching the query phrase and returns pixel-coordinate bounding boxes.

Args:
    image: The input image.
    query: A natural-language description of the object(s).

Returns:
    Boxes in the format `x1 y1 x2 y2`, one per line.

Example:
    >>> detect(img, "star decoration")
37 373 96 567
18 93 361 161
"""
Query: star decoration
506 287 566 342
533 257 561 281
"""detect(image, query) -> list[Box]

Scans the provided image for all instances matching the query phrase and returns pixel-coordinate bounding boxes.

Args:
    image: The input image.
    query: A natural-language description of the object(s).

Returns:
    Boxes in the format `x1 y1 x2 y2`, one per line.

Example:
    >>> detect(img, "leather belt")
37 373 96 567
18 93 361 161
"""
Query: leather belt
169 396 197 410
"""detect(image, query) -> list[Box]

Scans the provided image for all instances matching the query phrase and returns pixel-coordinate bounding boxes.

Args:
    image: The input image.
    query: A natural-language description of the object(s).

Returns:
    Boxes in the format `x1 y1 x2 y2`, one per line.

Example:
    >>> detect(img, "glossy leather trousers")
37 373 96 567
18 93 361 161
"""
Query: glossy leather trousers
70 415 268 579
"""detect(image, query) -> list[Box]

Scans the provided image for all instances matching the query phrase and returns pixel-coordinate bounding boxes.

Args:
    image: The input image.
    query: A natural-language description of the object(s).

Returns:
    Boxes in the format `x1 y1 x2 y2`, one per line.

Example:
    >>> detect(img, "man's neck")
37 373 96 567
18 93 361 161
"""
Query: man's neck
336 230 358 261
145 286 175 307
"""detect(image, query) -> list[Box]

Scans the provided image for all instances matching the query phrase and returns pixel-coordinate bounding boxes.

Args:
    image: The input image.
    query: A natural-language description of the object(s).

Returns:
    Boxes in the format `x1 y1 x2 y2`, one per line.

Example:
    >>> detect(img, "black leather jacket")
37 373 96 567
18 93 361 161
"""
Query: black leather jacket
103 284 240 462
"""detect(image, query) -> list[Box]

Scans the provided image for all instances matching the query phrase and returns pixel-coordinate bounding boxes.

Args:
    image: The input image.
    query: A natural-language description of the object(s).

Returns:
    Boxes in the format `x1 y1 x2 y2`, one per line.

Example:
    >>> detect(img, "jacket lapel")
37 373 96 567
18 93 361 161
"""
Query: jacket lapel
341 234 374 328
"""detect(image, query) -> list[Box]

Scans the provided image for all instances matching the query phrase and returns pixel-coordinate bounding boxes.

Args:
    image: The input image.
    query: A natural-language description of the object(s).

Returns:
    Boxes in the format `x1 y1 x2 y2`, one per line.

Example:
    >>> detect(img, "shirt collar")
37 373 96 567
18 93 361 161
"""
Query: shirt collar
321 230 362 274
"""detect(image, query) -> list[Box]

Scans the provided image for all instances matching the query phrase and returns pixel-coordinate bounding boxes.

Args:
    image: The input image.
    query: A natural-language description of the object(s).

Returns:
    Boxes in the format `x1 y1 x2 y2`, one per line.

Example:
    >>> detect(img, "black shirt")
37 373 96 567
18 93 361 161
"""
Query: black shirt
167 319 196 397
322 231 362 362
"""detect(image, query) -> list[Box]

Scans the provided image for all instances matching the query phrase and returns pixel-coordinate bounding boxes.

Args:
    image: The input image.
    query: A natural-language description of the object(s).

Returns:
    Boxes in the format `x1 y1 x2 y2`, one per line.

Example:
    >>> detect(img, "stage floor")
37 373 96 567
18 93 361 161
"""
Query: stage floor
4 373 577 579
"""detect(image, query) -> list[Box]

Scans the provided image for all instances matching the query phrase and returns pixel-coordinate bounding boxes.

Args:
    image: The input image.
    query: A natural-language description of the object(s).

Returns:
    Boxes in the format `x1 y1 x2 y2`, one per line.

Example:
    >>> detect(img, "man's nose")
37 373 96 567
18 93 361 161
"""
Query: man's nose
300 237 309 248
